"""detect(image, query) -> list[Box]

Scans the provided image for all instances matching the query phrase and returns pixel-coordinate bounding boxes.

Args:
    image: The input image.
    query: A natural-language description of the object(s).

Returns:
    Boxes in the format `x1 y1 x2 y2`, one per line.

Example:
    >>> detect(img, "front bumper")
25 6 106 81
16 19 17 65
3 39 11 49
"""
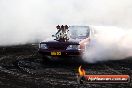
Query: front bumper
38 49 82 56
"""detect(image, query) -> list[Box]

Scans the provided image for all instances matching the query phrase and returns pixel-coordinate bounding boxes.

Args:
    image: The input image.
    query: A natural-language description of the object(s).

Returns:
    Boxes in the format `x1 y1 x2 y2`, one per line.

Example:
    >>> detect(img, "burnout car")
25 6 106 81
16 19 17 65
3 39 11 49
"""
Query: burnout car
38 25 93 61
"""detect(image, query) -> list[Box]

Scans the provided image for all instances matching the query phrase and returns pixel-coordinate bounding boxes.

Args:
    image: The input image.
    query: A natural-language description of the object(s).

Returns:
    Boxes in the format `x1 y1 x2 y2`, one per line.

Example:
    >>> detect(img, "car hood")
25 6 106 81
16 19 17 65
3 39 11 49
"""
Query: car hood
40 38 89 50
40 38 85 45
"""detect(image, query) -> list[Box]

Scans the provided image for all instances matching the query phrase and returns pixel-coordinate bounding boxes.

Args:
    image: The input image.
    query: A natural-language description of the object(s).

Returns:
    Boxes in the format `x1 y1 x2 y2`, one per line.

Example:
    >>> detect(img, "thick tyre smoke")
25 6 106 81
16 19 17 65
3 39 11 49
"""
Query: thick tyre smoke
83 26 132 63
0 0 132 46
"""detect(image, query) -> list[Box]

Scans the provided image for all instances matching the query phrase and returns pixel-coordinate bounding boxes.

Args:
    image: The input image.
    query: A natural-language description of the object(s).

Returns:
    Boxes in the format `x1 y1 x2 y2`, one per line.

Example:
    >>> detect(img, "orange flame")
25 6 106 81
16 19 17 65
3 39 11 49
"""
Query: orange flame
78 65 86 76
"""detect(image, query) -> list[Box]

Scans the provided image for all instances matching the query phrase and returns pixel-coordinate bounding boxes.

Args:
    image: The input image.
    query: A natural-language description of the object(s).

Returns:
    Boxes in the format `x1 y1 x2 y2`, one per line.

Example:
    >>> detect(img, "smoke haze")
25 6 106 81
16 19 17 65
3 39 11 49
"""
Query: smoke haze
0 0 132 62
0 0 132 46
83 26 132 63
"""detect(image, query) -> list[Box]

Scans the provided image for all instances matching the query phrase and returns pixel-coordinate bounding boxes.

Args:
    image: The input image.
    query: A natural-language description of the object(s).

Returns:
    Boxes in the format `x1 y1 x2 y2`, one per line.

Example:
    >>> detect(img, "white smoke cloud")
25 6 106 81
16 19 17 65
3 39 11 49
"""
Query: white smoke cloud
83 26 132 63
0 0 132 47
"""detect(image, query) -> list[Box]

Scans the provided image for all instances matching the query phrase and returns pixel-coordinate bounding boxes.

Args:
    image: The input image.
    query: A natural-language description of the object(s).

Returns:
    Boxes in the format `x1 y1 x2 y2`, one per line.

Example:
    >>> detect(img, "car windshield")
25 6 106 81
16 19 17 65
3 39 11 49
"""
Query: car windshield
68 26 90 39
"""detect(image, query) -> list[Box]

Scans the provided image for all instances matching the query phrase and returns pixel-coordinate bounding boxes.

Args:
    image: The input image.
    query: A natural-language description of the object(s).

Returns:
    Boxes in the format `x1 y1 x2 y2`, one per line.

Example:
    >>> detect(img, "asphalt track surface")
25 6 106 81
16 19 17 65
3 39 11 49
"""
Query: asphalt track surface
0 44 132 88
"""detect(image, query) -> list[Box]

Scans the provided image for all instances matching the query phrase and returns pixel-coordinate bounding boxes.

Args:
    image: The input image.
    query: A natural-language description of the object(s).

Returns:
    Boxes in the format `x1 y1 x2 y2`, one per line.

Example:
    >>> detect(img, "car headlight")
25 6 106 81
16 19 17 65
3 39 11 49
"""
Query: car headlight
66 45 80 50
40 44 48 49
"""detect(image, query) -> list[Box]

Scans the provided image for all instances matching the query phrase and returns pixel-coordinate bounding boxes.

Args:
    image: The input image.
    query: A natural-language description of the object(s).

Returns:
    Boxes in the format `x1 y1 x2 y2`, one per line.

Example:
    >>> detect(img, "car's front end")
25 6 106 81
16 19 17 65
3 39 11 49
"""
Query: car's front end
38 25 91 61
38 40 83 57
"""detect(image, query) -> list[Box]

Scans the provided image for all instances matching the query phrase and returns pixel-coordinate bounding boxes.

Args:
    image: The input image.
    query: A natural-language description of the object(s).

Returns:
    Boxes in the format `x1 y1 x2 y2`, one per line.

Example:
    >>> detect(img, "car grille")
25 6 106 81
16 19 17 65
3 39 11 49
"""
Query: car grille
47 45 68 50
